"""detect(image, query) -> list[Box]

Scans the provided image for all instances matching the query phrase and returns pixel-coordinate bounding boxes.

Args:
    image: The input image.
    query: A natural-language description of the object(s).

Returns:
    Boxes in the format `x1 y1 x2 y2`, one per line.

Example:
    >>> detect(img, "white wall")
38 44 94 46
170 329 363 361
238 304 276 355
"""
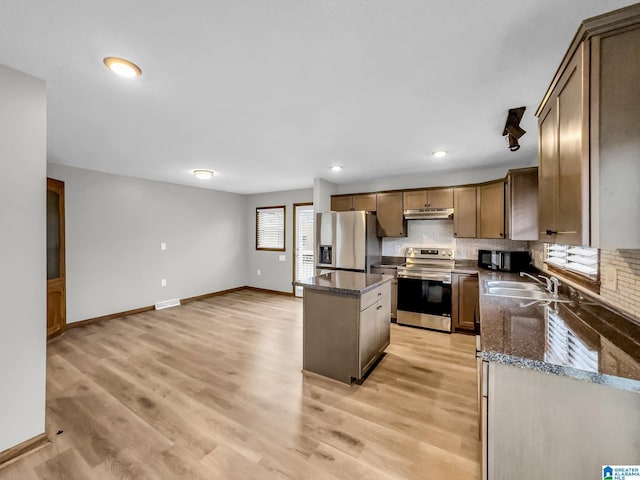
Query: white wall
0 65 47 452
313 178 337 213
246 189 313 293
47 164 247 323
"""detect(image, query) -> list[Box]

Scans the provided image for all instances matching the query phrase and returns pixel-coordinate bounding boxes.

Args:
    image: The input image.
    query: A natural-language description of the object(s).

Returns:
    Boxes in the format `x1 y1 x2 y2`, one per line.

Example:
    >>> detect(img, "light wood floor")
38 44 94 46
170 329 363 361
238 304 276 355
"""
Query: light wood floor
1 290 480 479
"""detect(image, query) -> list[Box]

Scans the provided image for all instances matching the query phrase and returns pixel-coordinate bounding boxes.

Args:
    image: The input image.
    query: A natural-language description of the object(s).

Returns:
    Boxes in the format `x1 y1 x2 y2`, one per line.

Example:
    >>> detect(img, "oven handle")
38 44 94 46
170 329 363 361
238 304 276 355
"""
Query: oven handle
398 272 451 283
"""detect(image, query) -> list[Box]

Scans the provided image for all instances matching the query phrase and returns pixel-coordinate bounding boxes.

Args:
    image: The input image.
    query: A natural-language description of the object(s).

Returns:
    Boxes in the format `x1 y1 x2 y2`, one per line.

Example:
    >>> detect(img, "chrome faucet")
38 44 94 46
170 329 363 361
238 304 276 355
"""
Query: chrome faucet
519 271 560 296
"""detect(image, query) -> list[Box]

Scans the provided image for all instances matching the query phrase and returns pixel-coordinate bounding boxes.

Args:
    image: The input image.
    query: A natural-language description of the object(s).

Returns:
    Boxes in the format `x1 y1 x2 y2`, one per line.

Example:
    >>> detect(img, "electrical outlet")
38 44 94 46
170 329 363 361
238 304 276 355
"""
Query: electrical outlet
161 278 167 287
279 255 286 262
257 269 261 276
161 242 166 250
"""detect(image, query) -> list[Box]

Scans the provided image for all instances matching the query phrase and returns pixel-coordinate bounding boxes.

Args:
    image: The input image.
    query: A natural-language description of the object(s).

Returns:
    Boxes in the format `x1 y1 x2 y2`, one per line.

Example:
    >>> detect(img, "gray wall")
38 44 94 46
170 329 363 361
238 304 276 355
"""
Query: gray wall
47 164 247 323
0 65 47 452
246 189 313 293
313 178 337 213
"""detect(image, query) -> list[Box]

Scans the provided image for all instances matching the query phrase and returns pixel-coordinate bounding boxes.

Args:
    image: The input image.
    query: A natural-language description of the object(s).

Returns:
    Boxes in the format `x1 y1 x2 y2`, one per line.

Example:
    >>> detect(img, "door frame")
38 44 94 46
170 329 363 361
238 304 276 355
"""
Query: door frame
47 177 66 338
292 202 314 295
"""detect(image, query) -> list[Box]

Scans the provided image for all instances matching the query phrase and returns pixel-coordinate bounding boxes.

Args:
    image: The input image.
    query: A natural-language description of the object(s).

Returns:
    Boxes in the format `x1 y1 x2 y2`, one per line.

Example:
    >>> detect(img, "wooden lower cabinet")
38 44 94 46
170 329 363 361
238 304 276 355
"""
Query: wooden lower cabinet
452 273 479 333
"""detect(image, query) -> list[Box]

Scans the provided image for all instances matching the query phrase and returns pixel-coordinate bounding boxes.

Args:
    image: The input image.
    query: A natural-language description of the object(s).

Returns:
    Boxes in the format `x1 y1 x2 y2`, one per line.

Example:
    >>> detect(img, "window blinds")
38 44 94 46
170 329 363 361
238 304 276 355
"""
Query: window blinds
295 207 315 281
256 206 285 250
544 243 599 281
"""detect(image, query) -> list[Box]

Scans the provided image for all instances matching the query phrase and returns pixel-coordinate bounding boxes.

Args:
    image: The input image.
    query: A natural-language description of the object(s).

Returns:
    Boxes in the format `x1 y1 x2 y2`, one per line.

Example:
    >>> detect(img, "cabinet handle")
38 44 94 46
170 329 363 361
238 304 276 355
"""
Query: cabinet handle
499 232 504 237
376 305 382 310
377 292 382 296
545 229 557 235
454 233 458 237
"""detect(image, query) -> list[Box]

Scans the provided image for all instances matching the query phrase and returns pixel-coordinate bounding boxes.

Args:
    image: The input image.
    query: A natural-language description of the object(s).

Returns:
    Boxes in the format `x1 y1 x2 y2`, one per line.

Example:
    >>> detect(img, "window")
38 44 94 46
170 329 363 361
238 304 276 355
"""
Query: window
544 243 599 281
256 206 286 251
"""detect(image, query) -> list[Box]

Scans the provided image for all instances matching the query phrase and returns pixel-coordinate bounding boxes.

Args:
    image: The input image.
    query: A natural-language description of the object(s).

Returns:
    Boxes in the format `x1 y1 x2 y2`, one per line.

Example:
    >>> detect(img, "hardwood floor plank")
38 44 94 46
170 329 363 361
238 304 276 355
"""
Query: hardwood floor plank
0 290 480 479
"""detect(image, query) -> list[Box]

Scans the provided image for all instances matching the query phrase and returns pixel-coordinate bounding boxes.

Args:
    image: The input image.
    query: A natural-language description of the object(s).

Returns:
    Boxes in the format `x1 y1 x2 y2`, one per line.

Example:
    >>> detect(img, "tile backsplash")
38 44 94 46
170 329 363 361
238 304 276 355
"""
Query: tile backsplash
531 243 640 320
381 220 528 259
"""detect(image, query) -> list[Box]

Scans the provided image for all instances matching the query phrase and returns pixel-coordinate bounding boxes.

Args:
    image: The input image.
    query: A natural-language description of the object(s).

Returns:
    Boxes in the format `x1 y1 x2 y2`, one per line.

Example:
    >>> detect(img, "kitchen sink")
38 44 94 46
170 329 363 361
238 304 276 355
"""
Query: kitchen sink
485 280 545 291
484 286 573 303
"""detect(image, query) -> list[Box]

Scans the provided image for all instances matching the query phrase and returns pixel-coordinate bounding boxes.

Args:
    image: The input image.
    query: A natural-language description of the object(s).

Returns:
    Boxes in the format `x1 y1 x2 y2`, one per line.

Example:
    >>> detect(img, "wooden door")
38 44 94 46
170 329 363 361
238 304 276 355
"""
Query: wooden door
376 192 405 237
403 190 428 209
452 274 478 333
453 187 477 238
556 45 588 246
47 178 66 338
331 196 353 212
538 101 559 242
478 181 505 239
352 193 377 212
427 188 454 208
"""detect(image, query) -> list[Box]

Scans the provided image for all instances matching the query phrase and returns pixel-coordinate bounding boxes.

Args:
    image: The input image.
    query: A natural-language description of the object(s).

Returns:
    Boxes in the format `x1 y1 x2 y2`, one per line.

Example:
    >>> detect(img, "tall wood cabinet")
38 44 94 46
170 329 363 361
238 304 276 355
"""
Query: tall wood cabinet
536 3 640 248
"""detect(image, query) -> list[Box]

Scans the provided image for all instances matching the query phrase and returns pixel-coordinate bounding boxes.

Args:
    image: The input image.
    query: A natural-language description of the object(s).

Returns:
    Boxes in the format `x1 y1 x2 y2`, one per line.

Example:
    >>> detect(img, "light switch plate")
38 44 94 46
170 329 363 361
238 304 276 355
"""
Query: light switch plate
161 242 167 250
161 278 167 287
279 255 286 261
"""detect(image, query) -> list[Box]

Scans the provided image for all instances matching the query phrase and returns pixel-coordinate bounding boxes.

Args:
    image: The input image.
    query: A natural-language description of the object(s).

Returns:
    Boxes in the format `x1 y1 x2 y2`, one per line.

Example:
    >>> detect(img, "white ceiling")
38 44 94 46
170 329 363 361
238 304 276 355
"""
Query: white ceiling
0 0 635 194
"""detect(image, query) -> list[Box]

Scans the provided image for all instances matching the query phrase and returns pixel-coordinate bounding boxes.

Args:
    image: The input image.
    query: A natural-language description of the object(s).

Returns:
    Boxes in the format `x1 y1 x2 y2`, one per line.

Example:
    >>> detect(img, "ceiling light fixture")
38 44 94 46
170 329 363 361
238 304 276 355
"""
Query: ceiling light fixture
103 57 142 78
432 150 447 158
331 165 343 172
193 169 216 180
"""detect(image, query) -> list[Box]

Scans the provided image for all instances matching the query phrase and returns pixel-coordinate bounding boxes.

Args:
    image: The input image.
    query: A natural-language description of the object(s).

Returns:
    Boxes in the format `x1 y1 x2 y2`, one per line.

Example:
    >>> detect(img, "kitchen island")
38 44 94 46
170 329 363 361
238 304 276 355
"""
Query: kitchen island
294 271 392 384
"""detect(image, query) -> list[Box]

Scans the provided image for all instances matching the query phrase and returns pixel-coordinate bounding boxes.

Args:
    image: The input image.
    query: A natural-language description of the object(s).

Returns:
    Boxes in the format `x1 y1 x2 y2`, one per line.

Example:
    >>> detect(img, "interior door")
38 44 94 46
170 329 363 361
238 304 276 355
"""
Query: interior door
294 203 314 297
47 178 66 338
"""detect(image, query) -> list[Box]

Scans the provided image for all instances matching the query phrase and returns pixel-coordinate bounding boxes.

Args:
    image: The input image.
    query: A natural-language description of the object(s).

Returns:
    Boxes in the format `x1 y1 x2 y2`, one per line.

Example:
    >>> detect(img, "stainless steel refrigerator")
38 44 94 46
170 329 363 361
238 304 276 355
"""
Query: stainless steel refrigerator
315 211 381 273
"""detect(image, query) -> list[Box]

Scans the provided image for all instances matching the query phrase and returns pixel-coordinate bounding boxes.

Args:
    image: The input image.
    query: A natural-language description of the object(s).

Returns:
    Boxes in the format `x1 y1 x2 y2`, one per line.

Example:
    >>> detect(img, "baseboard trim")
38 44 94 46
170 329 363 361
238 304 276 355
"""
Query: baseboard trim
0 433 49 468
67 286 263 329
181 286 247 304
244 286 295 297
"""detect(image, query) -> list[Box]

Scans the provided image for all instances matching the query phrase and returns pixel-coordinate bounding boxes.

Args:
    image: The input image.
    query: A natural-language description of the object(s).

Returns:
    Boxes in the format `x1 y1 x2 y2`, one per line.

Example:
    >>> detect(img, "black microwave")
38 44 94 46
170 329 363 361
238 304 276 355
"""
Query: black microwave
478 250 531 272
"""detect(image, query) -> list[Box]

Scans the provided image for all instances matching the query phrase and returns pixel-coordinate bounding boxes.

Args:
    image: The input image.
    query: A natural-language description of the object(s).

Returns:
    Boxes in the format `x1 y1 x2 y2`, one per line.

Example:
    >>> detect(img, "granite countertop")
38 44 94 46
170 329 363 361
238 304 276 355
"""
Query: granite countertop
477 270 640 393
293 270 393 295
371 256 406 268
452 259 480 274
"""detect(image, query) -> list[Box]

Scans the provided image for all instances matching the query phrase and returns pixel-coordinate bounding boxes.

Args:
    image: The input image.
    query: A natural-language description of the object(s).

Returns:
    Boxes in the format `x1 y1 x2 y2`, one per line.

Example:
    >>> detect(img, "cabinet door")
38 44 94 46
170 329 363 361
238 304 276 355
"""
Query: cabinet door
331 196 353 212
556 47 588 246
352 193 377 212
376 192 406 237
538 103 559 242
453 274 478 332
377 294 391 348
427 188 454 208
359 302 379 375
478 181 505 239
454 187 477 238
403 190 428 209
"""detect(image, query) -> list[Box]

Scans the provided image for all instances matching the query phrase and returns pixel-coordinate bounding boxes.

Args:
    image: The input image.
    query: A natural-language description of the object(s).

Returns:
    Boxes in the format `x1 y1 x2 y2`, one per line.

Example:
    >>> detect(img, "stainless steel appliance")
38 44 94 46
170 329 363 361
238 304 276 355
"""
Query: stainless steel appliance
478 249 530 272
315 211 381 273
397 247 455 332
403 207 454 220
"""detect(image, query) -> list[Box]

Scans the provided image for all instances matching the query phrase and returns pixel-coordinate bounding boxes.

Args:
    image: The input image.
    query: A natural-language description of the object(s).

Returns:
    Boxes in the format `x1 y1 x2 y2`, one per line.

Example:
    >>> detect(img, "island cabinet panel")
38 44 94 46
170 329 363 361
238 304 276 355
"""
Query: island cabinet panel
486 362 640 480
477 181 505 239
302 282 390 384
376 192 406 237
453 187 477 238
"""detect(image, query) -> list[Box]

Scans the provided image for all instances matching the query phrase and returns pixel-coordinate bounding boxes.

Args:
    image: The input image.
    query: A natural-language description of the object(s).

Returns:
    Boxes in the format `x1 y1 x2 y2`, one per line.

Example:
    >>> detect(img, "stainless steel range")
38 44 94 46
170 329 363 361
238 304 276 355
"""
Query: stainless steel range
396 247 455 332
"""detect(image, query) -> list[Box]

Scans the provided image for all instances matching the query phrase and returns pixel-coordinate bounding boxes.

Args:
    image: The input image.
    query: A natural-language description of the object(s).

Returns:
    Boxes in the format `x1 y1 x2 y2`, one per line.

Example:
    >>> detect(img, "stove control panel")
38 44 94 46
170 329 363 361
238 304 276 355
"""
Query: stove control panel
405 247 455 260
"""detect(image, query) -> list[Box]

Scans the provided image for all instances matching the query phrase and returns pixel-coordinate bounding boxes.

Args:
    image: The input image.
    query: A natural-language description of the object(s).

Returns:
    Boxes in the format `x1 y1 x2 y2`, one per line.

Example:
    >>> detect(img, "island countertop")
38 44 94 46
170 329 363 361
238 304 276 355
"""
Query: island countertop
293 270 393 295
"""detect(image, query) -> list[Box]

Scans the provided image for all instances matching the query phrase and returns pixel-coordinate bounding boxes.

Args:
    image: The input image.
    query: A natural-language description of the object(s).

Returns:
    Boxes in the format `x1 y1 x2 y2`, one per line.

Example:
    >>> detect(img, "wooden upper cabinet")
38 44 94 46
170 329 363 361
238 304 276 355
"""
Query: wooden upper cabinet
506 167 539 241
454 187 477 238
376 192 406 237
535 4 640 248
403 190 427 209
427 188 454 208
331 196 353 212
403 188 453 209
352 193 377 212
478 181 505 239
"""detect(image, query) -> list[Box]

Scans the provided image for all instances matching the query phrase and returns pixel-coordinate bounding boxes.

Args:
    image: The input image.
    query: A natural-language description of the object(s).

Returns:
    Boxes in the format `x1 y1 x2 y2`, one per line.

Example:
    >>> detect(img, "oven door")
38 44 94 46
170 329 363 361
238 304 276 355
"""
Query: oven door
396 275 452 332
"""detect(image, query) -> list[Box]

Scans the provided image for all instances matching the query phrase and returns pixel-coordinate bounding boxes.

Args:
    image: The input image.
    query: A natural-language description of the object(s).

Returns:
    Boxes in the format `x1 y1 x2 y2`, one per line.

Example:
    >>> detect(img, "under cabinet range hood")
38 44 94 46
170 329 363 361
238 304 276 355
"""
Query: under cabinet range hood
403 208 454 220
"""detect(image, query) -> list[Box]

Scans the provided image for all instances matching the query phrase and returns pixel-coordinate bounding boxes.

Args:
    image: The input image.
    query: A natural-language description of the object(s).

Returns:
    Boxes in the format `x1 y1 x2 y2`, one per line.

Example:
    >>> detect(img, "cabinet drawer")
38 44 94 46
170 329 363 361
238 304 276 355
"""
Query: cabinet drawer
360 283 390 311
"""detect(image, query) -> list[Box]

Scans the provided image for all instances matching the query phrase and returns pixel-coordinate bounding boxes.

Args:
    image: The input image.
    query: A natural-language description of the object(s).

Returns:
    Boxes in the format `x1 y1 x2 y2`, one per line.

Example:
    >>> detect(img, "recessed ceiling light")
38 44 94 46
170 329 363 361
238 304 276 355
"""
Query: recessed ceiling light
432 150 448 158
193 169 216 180
331 165 343 172
103 57 142 78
